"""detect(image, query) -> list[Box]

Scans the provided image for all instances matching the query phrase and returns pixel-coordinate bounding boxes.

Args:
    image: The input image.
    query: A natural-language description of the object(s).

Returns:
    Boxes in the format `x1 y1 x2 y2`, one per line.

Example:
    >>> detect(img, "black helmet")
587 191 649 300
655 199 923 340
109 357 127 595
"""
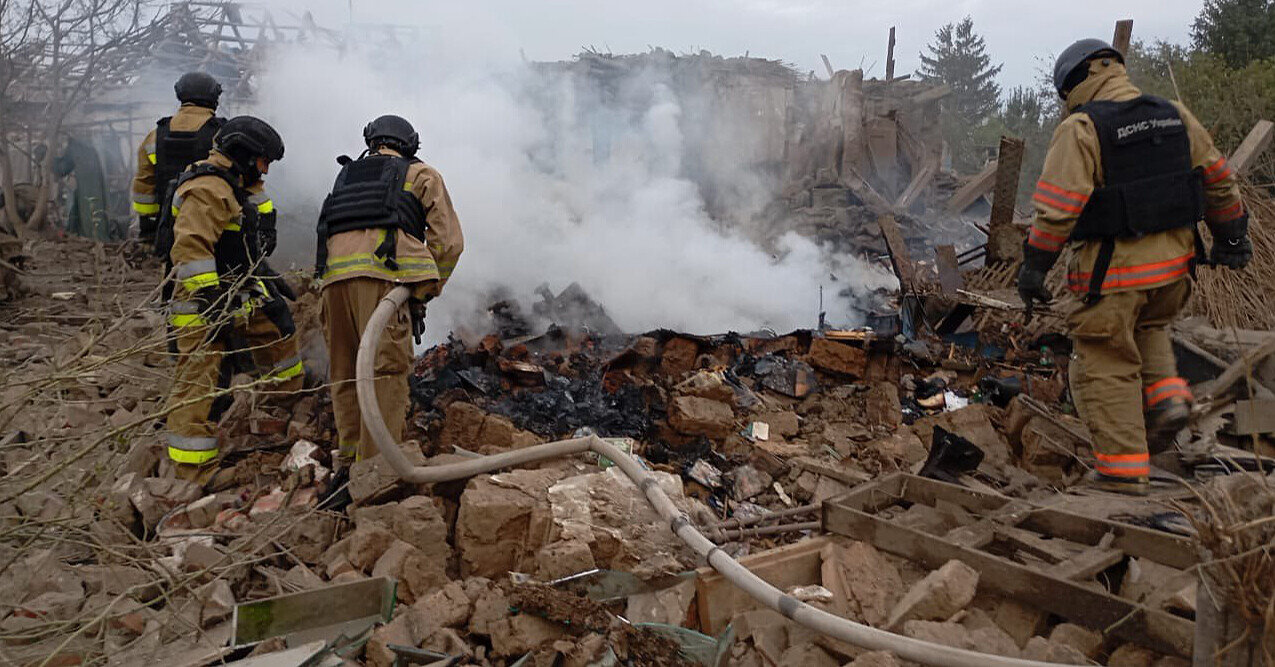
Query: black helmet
1053 39 1123 99
214 116 285 168
363 114 420 156
175 71 222 108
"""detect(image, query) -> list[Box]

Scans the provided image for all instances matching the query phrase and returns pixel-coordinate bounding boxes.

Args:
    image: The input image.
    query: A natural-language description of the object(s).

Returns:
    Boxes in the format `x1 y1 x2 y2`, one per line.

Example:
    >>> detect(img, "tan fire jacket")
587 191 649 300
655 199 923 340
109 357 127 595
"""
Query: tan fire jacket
320 147 463 300
1027 59 1244 295
131 104 217 217
168 150 273 327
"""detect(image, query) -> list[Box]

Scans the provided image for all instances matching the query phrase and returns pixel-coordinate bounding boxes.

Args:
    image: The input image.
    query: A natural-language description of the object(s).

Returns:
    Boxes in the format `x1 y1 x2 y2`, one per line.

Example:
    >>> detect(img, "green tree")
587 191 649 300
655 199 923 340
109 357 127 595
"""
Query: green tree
1191 0 1275 68
918 16 1004 174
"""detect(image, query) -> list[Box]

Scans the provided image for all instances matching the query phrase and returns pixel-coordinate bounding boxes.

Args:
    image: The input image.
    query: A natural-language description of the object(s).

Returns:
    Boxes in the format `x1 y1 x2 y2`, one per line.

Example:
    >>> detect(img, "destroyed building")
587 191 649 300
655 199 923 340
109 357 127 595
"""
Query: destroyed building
1 6 1275 667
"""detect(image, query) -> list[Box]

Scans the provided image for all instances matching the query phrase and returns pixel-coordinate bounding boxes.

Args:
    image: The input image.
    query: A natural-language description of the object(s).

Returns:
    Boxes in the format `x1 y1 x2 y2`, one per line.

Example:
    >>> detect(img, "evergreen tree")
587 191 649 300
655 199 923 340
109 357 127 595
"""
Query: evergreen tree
918 17 1004 173
1192 0 1275 68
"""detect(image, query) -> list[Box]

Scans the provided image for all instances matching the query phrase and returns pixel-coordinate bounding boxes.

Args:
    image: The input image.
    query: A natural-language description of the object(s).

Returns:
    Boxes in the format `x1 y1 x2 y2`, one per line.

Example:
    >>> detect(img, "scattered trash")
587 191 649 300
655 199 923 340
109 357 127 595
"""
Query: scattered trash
917 426 985 484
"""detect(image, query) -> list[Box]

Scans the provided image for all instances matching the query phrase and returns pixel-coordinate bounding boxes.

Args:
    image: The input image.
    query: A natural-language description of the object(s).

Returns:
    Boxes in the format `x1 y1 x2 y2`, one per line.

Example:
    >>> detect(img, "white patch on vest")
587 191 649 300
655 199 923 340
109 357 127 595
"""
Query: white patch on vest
1115 116 1183 141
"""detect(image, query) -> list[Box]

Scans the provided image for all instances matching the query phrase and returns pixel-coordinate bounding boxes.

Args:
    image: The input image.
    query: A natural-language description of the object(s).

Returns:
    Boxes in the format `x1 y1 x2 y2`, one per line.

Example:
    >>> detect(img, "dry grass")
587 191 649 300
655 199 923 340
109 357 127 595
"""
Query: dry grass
1187 183 1275 331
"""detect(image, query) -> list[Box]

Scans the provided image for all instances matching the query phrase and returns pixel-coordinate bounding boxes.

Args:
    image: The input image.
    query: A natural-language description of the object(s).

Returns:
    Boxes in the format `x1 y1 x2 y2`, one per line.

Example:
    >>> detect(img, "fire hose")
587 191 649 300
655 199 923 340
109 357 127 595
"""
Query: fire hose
356 285 1066 667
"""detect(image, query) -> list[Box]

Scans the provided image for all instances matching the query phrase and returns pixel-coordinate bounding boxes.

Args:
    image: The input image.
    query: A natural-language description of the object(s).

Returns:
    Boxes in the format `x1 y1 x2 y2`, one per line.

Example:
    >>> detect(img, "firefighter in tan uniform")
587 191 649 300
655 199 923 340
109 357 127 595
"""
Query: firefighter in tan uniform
1018 40 1250 495
163 116 303 476
316 115 463 464
131 72 225 246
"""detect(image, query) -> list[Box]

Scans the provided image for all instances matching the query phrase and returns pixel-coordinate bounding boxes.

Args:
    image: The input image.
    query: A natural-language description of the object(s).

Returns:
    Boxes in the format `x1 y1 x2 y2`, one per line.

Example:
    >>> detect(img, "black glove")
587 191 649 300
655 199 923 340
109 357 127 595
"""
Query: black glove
408 297 429 345
193 285 234 343
1210 215 1252 270
257 210 278 257
138 215 159 242
1017 244 1058 323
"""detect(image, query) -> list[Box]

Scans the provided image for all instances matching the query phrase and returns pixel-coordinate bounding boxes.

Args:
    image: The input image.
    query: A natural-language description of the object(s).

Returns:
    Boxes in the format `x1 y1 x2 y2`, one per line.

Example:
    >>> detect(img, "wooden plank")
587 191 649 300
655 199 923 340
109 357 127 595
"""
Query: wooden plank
823 503 1194 657
1197 335 1275 403
1228 119 1274 175
1018 509 1197 569
231 576 395 646
821 54 834 78
993 525 1083 563
1112 19 1134 55
877 213 916 291
895 159 937 212
988 136 1026 264
885 27 897 82
944 160 998 214
694 537 828 635
1228 398 1275 435
1054 547 1125 581
867 117 900 191
935 244 964 294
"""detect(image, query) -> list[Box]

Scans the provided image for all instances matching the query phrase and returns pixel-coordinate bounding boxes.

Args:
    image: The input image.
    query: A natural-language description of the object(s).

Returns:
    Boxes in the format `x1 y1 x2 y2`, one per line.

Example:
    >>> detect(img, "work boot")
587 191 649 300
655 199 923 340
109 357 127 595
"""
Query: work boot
173 462 219 487
1083 471 1149 497
1145 399 1190 454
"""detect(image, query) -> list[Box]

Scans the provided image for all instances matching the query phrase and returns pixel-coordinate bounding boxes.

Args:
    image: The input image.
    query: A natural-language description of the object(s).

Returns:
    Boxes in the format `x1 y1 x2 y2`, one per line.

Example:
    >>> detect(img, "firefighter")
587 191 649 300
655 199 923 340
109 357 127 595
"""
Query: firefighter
132 72 228 246
163 116 302 477
316 115 463 464
1018 39 1248 495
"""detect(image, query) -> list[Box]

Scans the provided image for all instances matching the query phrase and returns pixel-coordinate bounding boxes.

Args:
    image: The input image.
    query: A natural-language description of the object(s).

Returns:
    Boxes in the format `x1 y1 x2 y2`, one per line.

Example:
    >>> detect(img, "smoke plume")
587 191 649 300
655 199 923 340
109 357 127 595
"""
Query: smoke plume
243 40 895 340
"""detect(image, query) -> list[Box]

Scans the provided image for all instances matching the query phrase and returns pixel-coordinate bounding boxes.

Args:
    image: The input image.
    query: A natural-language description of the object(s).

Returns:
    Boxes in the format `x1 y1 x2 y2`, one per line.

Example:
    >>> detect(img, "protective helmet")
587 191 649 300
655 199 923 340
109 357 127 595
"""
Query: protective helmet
1053 38 1123 99
174 71 223 108
214 116 285 168
363 114 420 156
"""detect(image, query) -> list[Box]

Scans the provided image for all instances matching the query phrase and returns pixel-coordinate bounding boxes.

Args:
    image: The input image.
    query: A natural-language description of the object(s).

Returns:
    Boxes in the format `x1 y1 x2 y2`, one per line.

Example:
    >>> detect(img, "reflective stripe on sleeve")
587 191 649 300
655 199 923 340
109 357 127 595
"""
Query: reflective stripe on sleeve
147 153 157 165
1027 226 1067 252
133 202 161 215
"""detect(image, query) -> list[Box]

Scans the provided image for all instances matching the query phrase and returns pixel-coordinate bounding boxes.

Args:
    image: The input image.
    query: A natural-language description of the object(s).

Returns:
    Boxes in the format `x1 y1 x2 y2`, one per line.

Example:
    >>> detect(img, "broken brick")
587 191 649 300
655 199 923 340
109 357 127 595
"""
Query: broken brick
668 395 735 439
806 338 867 377
347 525 396 572
886 559 979 629
1049 622 1103 658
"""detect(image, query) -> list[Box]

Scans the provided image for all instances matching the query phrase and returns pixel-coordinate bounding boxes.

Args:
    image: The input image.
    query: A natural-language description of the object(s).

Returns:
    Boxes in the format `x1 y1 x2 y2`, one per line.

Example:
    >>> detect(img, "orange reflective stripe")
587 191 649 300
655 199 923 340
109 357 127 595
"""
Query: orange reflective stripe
1033 192 1084 214
1027 227 1067 252
1035 180 1089 204
1203 157 1229 176
1068 253 1193 291
1096 464 1151 477
1146 377 1193 407
1206 201 1244 223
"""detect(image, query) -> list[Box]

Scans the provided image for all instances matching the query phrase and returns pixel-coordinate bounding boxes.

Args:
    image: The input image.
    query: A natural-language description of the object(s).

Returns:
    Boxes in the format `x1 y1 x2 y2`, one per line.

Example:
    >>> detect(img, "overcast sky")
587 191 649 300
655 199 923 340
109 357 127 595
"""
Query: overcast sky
281 0 1204 92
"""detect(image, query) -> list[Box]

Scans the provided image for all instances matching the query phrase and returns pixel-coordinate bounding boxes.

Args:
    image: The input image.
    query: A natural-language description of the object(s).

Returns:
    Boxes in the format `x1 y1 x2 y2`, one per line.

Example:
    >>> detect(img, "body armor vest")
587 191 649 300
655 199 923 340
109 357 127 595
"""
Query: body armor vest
155 115 224 205
1069 95 1204 301
314 153 430 277
154 163 261 273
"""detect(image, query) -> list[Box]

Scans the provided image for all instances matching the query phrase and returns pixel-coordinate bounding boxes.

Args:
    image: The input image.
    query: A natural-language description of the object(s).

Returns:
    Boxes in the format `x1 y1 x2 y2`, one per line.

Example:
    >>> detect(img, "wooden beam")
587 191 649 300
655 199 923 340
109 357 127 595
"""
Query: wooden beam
821 54 835 78
987 136 1026 264
935 244 965 294
693 537 828 635
823 501 1195 657
896 159 938 211
1112 19 1134 55
944 160 999 215
886 27 897 82
1197 335 1275 404
877 213 916 291
1228 119 1274 175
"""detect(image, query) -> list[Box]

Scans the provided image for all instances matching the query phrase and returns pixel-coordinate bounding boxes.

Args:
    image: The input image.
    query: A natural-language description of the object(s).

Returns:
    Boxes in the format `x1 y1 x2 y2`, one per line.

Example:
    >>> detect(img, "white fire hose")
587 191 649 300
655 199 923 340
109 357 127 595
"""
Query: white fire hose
356 285 1067 667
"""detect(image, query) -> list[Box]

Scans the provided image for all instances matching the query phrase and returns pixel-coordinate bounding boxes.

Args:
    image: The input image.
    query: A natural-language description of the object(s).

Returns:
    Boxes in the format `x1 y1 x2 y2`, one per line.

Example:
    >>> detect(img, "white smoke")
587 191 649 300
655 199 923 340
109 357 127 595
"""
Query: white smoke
250 40 895 340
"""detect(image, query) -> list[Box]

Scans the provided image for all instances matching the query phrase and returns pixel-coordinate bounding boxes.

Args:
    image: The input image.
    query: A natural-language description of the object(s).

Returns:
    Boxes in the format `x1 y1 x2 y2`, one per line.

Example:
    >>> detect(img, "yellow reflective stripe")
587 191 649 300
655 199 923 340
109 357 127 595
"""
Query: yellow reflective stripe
133 201 161 214
170 313 207 327
171 206 180 217
403 181 414 191
256 200 274 214
181 272 220 291
264 360 304 382
322 254 439 281
226 222 242 232
147 153 157 164
167 446 218 464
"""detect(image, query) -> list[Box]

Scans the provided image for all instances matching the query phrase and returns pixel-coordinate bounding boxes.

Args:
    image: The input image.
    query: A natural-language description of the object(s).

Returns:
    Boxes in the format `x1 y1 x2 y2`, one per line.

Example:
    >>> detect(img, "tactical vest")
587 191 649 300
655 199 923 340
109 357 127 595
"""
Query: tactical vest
155 115 224 205
154 163 261 274
1070 95 1205 301
314 153 429 277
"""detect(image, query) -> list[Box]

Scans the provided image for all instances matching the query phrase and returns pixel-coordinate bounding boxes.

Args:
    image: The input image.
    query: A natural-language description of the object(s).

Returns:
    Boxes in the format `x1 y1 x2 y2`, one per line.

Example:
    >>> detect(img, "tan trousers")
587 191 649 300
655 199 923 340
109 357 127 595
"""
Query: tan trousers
165 305 303 464
322 278 414 461
1066 278 1193 478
